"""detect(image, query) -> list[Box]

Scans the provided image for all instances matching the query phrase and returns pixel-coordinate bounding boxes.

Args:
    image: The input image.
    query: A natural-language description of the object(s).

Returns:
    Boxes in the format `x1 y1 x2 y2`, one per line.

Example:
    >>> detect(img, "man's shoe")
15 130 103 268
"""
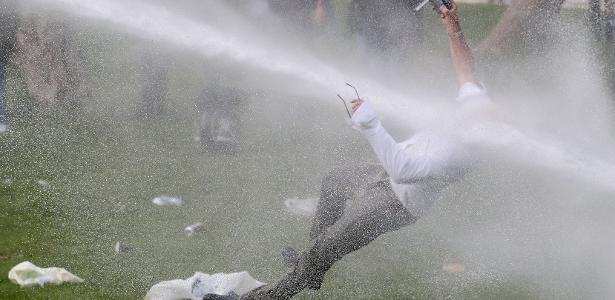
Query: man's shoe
240 285 277 300
241 268 310 300
203 292 239 300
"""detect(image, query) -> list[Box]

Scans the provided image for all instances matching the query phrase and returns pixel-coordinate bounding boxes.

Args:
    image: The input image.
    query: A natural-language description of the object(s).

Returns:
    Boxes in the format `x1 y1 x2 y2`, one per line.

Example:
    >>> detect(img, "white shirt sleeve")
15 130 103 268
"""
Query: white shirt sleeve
350 102 432 184
456 82 490 104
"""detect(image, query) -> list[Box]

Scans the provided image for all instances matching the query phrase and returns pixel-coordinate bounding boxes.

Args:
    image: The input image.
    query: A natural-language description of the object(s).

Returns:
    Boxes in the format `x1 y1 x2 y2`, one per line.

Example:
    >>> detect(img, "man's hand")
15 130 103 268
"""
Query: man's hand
437 0 462 36
351 99 364 114
436 1 457 18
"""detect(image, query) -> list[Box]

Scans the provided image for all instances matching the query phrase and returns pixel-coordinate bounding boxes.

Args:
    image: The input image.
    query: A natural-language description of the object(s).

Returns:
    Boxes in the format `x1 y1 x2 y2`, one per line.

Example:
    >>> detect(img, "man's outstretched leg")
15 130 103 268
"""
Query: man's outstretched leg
309 164 385 240
243 172 417 300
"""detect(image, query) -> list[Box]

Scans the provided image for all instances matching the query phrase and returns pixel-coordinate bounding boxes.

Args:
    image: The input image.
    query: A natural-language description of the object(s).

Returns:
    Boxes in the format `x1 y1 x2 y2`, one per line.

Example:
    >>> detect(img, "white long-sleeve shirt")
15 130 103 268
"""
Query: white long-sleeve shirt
351 83 491 217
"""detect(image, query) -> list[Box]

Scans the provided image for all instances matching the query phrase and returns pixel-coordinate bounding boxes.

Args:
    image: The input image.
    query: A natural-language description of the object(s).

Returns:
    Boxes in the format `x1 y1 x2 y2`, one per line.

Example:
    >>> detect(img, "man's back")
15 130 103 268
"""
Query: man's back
392 129 474 216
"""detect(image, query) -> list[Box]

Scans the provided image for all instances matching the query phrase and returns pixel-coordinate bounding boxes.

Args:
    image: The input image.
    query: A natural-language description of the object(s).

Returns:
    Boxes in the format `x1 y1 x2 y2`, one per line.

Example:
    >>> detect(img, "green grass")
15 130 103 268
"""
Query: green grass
0 3 597 300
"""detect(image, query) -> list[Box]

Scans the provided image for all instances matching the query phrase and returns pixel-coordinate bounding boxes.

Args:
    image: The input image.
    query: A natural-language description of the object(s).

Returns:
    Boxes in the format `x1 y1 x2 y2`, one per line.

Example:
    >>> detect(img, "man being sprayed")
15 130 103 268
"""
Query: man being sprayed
243 1 490 299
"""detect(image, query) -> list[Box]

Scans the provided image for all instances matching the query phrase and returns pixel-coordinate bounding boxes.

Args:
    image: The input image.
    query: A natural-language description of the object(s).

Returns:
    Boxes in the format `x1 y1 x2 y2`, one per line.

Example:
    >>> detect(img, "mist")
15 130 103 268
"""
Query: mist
5 0 615 299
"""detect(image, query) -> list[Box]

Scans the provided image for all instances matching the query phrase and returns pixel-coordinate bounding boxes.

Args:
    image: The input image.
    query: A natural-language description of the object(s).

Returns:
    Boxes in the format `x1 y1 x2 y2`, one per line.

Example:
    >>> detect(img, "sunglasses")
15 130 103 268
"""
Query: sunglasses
336 82 361 119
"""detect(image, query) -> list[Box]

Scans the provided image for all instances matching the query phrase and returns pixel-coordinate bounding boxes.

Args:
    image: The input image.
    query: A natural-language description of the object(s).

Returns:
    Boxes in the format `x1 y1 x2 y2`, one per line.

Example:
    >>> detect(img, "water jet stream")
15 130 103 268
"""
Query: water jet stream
30 0 615 193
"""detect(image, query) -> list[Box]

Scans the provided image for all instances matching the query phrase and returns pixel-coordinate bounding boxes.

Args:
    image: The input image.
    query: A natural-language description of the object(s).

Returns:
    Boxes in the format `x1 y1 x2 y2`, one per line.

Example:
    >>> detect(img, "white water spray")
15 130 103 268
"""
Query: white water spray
32 0 615 194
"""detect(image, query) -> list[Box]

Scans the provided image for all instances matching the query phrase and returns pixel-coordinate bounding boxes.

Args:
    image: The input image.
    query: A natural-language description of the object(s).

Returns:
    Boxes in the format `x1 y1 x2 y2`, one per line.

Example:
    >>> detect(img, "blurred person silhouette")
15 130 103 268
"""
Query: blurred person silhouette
0 0 18 133
268 0 336 33
311 0 336 32
243 1 492 299
197 65 246 154
229 0 271 18
15 14 90 113
349 0 425 58
139 44 169 117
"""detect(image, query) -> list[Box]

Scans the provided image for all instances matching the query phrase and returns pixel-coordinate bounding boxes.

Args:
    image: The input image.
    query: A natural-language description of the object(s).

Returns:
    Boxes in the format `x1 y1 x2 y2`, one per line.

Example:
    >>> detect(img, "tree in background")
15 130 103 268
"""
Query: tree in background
14 14 89 109
476 0 566 56
138 44 169 117
0 0 18 131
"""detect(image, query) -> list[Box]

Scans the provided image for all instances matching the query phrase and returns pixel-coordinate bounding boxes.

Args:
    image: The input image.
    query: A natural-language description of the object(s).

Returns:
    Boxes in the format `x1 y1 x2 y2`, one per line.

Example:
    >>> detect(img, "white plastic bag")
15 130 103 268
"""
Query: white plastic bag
145 271 265 300
8 261 84 287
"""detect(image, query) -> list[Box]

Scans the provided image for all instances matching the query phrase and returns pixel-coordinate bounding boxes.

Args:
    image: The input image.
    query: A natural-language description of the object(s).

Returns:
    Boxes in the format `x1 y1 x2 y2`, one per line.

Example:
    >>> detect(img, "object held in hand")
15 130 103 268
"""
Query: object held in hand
336 95 352 118
415 0 453 12
336 82 362 118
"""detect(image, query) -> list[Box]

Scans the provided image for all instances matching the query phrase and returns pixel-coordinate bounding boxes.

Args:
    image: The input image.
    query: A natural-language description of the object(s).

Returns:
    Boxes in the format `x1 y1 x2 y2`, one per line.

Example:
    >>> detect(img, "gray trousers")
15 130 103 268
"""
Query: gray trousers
244 165 417 300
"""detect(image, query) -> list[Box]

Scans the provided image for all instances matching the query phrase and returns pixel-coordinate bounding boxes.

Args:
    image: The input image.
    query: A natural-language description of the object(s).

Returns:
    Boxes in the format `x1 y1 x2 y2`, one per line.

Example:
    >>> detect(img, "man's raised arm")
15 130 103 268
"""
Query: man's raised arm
438 2 477 85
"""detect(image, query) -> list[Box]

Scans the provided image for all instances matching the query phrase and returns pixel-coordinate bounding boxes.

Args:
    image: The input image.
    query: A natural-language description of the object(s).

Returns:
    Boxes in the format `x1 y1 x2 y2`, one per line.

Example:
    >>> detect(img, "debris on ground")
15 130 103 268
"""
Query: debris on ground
114 241 136 254
442 263 466 274
151 195 184 206
284 197 318 217
184 223 205 236
36 180 50 190
145 271 265 300
8 261 83 287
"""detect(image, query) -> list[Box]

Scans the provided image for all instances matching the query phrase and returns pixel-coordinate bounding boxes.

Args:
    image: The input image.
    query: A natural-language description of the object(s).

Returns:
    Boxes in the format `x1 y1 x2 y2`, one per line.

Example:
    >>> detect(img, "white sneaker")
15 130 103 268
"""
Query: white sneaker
0 123 7 133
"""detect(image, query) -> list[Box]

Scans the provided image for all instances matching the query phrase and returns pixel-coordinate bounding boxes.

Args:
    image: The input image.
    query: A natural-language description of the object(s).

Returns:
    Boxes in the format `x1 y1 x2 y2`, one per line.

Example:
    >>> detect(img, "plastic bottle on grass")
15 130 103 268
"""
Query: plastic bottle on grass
151 195 184 206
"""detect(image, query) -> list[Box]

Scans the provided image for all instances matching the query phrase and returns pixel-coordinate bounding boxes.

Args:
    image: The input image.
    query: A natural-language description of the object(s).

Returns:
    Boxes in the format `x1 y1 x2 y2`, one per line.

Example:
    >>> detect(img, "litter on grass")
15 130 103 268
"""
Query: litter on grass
8 261 83 287
284 197 318 217
145 271 265 300
184 223 205 236
37 180 50 190
152 195 184 206
114 241 136 254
